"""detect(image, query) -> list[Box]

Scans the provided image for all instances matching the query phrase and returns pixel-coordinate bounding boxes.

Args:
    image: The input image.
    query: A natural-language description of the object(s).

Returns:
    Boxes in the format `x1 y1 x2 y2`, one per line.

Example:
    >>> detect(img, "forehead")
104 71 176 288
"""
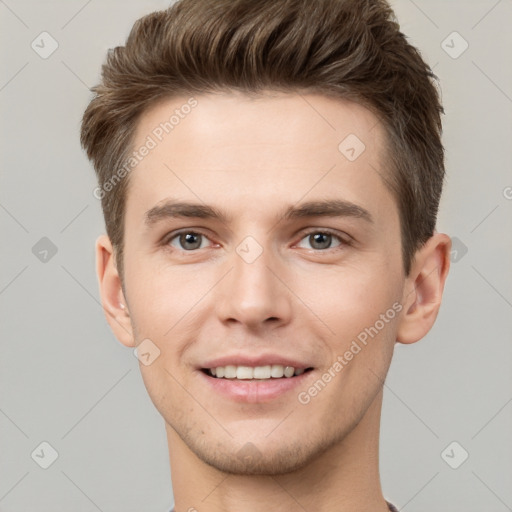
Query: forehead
125 90 395 227
134 90 384 164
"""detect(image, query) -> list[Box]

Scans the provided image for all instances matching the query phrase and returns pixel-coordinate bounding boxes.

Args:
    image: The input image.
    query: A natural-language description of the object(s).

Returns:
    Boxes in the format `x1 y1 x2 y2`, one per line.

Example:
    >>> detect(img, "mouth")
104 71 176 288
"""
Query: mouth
198 363 315 403
201 365 314 380
196 353 317 403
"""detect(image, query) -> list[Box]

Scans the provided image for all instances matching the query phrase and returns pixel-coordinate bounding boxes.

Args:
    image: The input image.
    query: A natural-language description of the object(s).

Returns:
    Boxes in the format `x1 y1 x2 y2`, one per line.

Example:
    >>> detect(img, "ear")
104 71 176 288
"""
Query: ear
95 234 135 347
396 232 451 344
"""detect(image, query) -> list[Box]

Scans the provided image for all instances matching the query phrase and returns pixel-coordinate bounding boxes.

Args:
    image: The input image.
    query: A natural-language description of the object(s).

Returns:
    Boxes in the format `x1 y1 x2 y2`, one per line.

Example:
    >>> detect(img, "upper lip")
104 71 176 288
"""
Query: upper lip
200 354 312 370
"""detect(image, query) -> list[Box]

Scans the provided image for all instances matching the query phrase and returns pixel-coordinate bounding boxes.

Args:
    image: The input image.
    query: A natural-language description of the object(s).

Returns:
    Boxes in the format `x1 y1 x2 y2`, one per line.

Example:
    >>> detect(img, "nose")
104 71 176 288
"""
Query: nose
215 239 293 331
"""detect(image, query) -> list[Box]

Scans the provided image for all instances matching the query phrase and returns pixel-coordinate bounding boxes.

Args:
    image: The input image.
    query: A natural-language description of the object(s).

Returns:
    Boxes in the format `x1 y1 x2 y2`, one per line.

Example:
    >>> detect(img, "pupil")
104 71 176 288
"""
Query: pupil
181 233 201 250
311 233 331 249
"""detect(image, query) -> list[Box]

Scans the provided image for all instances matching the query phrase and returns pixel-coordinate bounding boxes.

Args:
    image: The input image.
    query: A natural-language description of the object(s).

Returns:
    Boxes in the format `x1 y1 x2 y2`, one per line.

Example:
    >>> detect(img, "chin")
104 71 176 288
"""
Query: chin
198 443 317 476
174 422 345 476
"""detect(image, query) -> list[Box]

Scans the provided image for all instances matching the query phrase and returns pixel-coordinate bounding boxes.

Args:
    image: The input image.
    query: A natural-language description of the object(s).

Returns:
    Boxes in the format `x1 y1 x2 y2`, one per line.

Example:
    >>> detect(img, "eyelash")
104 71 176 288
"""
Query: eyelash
161 228 352 253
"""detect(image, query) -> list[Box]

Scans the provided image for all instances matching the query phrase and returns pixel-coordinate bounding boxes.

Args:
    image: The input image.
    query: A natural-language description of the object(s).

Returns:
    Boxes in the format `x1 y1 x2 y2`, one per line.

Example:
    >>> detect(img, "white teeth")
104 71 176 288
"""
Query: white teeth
271 364 285 378
253 365 271 379
208 365 307 379
224 365 237 378
236 366 253 379
284 366 295 378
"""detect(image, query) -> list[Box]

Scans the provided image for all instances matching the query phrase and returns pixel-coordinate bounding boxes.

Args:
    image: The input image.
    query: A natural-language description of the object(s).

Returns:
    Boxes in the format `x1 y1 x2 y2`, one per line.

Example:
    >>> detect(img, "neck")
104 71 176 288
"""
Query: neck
167 390 389 512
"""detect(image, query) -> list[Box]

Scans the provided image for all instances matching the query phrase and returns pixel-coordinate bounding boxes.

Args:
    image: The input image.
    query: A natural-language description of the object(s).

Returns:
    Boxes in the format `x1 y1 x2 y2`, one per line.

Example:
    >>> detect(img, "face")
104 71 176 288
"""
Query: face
118 91 407 474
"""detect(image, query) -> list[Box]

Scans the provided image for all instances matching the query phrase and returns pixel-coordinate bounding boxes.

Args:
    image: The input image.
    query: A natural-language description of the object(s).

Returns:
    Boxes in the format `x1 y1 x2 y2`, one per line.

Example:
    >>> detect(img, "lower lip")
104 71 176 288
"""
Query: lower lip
198 370 313 403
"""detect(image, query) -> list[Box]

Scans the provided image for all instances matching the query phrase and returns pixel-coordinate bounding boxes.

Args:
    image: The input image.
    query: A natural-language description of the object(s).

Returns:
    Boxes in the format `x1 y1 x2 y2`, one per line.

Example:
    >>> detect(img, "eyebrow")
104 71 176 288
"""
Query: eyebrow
144 198 373 227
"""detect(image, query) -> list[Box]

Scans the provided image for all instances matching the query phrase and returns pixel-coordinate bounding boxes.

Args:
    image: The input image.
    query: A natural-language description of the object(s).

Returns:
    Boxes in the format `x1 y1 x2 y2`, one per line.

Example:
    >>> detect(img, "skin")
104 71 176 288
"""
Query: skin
96 91 451 512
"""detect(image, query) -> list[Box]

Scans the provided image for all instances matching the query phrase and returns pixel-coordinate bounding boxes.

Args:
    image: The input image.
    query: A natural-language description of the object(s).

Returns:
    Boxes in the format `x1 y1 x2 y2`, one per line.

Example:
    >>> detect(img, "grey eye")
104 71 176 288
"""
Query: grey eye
297 232 342 250
170 232 206 251
309 233 332 250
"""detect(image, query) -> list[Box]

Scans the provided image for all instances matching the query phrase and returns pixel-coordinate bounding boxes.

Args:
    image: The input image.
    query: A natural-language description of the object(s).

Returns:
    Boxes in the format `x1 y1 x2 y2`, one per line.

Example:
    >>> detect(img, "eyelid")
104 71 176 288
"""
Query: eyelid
295 228 353 249
162 228 216 247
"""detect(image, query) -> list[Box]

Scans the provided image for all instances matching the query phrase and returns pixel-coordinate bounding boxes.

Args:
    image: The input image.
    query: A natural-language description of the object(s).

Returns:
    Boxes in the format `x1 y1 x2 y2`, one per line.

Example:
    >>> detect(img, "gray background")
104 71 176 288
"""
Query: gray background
1 0 511 510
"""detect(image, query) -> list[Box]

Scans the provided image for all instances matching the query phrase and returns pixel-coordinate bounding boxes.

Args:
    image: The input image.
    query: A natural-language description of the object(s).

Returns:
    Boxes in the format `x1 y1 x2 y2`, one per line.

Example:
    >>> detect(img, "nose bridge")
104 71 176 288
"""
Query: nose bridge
216 234 291 326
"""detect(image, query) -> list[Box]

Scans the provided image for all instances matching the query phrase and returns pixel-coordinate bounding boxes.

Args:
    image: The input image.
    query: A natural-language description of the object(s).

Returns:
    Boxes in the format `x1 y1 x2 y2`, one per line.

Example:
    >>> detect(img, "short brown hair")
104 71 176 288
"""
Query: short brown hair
81 0 444 279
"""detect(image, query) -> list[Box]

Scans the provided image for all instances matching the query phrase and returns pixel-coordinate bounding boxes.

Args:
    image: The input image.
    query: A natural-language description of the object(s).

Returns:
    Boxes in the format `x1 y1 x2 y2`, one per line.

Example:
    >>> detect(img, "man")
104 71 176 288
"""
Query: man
81 0 451 510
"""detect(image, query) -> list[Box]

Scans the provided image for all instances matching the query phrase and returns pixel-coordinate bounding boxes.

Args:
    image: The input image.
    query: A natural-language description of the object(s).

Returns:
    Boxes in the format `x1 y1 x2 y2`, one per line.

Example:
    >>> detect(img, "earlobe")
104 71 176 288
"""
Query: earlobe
396 233 451 345
95 234 135 347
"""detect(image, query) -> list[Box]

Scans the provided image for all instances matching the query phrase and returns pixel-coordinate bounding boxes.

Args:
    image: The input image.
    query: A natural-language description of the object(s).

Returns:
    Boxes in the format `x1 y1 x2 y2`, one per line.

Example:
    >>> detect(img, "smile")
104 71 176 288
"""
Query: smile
204 365 313 379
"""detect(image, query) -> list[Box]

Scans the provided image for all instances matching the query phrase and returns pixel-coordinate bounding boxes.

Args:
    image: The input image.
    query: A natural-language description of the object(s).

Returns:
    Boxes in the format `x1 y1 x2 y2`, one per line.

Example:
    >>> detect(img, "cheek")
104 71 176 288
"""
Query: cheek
125 263 207 334
293 262 401 338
